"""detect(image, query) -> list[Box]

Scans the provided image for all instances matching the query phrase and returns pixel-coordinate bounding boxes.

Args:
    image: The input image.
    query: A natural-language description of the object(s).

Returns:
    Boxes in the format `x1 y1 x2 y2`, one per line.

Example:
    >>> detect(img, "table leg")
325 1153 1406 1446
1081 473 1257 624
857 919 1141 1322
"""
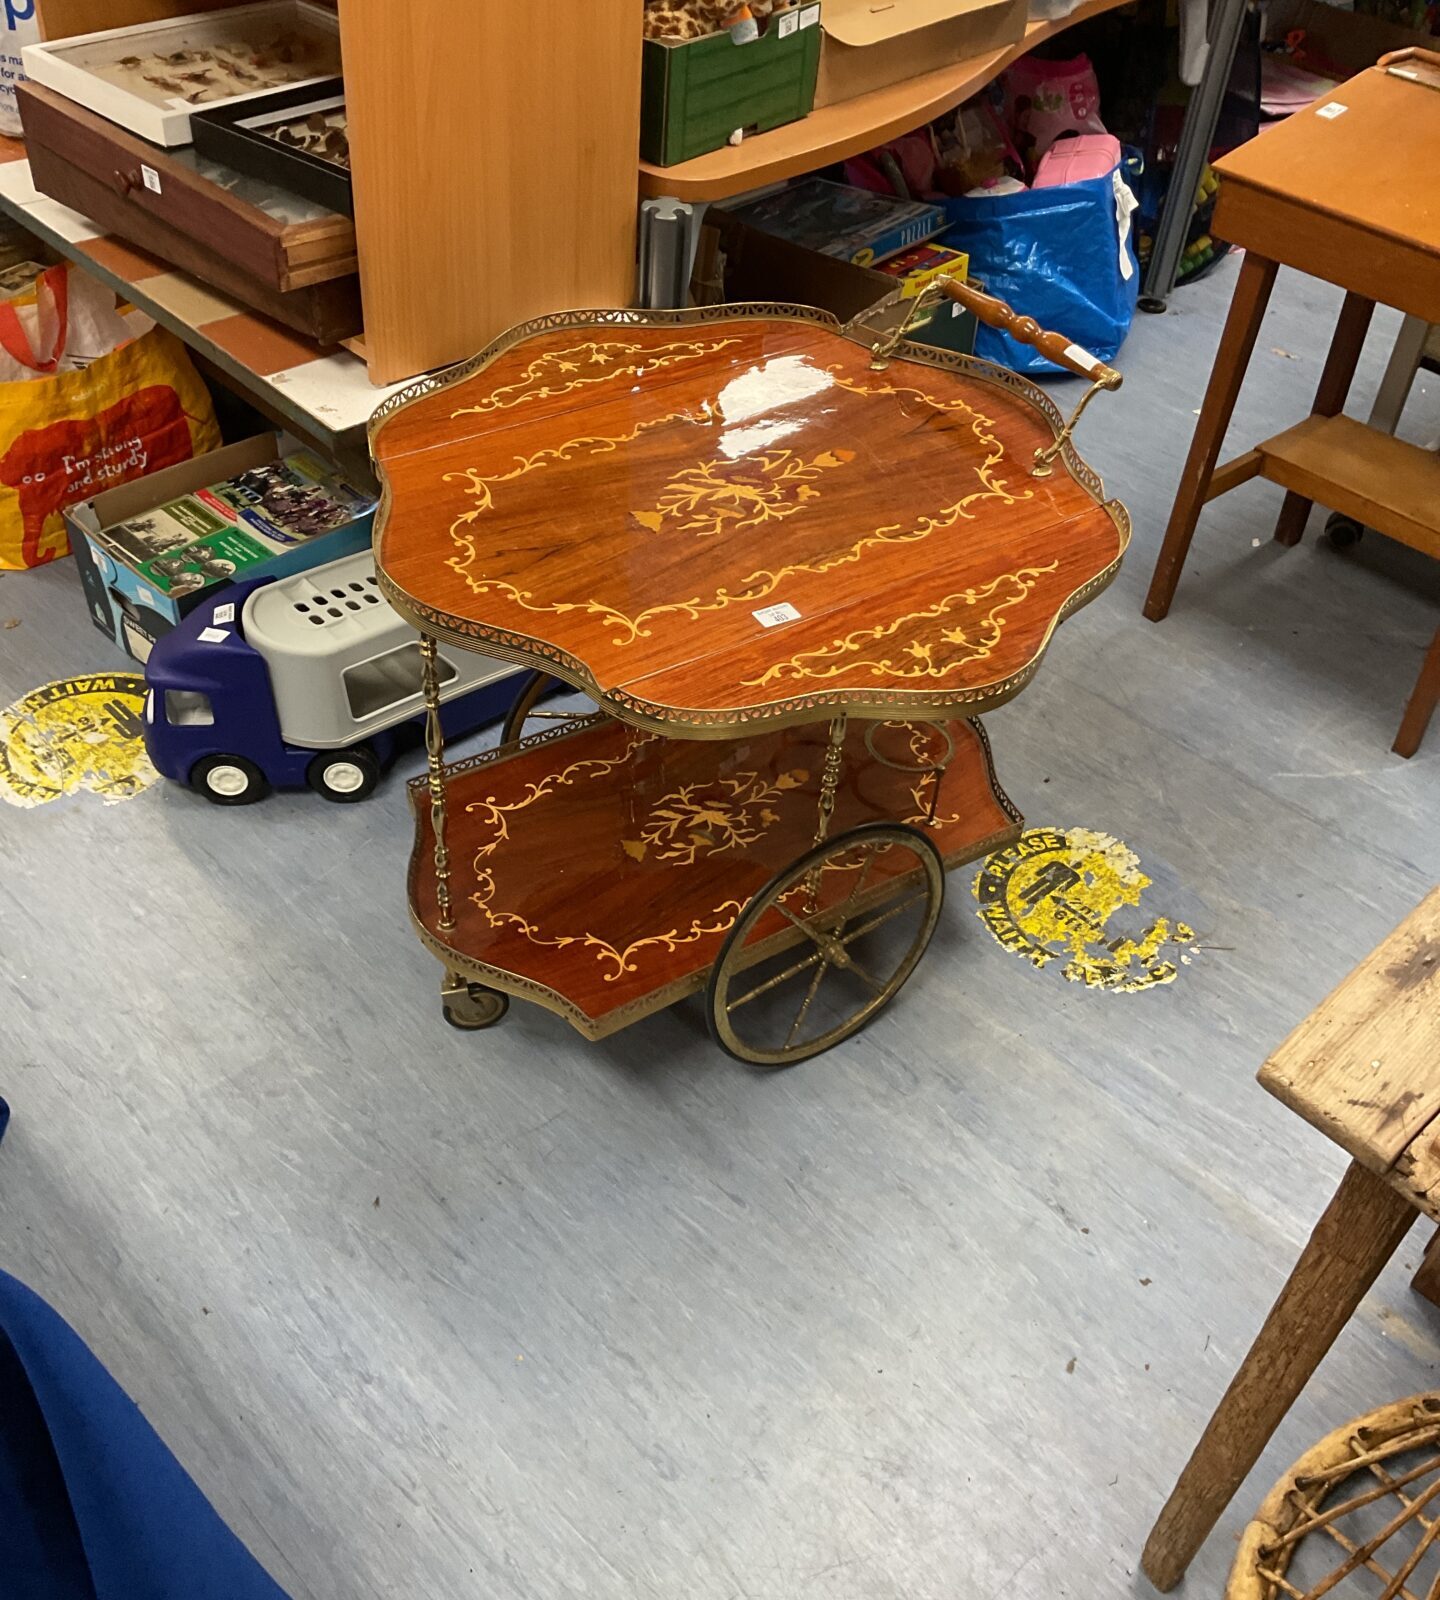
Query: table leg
1143 253 1279 621
1393 624 1440 759
1368 314 1432 436
1273 292 1376 547
1410 1223 1440 1309
1140 1159 1417 1592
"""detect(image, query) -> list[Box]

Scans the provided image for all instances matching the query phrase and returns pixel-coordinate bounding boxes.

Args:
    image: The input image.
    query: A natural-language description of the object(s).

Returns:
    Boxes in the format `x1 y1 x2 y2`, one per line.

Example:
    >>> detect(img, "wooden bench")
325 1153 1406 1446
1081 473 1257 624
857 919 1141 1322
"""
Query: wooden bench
1142 887 1440 1591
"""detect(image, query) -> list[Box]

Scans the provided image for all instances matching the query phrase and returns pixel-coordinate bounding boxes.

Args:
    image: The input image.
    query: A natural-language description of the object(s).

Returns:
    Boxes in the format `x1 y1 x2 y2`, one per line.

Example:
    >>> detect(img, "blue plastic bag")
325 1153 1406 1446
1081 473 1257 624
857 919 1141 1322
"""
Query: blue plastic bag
942 165 1139 376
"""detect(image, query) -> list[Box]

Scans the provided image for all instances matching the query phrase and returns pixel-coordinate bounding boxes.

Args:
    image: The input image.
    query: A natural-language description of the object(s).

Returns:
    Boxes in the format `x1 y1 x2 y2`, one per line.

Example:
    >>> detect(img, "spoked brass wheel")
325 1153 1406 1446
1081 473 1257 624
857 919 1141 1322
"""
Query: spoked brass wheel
707 821 945 1067
500 670 600 746
441 974 509 1031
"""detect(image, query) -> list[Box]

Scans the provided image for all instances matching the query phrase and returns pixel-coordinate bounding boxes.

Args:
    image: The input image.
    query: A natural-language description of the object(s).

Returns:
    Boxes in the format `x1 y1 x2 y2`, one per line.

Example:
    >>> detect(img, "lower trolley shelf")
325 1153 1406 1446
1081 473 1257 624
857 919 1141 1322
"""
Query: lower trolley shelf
409 715 1022 1040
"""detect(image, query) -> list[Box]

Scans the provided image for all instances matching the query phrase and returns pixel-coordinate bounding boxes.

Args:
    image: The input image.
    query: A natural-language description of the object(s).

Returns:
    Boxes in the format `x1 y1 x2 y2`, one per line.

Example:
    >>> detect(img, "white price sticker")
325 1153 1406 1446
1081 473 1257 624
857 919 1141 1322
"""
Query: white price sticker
778 9 799 35
197 626 230 644
141 164 162 194
1316 102 1348 120
753 602 801 628
800 3 820 24
212 602 236 625
1063 341 1103 376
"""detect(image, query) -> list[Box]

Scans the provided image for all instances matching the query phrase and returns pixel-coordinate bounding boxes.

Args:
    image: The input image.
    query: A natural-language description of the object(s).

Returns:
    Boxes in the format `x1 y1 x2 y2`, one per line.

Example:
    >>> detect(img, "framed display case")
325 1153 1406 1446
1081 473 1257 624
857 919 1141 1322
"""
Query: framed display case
191 77 351 216
21 0 340 147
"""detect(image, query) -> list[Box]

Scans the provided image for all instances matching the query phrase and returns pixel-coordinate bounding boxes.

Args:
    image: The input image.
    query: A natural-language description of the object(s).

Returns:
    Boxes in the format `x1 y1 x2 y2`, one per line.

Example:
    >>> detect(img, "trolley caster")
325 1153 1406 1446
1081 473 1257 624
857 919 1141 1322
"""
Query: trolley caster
441 977 509 1031
707 821 944 1067
1325 512 1365 549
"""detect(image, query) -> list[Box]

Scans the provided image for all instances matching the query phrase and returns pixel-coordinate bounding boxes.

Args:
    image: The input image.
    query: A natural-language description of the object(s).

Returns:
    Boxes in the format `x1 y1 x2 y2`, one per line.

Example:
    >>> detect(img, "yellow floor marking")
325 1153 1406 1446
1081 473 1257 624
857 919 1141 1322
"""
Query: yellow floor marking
973 827 1197 992
0 674 158 808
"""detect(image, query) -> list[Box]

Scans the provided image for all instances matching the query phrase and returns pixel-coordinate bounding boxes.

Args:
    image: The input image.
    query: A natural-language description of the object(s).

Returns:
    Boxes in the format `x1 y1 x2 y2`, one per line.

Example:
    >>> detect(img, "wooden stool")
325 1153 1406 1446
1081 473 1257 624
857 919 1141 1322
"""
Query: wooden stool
1142 888 1440 1591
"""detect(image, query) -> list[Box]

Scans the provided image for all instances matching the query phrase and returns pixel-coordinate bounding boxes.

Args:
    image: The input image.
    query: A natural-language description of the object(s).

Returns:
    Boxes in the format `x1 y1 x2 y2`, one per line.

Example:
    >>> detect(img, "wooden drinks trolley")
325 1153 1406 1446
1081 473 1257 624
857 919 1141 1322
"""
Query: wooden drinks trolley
369 282 1130 1065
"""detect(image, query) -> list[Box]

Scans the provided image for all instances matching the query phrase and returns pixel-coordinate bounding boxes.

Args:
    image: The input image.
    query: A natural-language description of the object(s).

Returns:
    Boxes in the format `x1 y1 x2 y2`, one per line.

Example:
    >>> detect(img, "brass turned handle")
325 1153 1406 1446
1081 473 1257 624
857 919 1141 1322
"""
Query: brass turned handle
934 277 1123 392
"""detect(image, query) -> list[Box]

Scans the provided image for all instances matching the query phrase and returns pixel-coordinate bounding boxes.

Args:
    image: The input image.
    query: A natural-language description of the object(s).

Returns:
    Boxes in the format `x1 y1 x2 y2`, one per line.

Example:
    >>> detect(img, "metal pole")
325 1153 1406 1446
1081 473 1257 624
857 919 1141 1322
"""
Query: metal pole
1140 0 1250 312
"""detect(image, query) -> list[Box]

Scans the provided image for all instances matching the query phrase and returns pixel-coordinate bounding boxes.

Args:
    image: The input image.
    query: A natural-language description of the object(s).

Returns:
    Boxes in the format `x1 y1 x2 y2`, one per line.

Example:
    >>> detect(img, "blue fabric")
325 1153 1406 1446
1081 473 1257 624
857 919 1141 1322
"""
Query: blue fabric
942 165 1140 376
0 1269 290 1600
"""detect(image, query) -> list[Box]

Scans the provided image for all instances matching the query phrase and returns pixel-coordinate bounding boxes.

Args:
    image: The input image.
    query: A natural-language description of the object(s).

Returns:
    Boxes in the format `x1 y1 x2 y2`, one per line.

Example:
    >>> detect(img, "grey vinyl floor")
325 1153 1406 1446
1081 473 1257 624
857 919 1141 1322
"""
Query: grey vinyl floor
2 255 1439 1600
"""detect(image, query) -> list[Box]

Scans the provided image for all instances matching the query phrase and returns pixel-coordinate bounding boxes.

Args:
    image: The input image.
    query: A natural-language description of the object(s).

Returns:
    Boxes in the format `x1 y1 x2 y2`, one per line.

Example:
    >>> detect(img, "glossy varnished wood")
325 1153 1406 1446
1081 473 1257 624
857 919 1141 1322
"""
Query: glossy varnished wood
1211 68 1440 325
372 309 1127 736
409 715 1020 1036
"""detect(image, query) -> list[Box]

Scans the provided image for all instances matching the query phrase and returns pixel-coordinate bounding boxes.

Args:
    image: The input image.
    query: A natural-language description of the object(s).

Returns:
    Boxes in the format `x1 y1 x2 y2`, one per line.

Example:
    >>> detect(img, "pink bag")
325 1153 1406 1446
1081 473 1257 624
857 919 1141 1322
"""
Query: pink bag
1002 53 1106 171
1033 132 1122 188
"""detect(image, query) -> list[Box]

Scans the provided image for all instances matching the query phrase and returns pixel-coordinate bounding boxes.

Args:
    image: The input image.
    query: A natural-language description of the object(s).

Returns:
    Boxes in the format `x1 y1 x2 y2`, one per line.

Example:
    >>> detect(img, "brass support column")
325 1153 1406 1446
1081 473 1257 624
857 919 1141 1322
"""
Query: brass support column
813 713 848 850
804 714 848 912
419 633 454 932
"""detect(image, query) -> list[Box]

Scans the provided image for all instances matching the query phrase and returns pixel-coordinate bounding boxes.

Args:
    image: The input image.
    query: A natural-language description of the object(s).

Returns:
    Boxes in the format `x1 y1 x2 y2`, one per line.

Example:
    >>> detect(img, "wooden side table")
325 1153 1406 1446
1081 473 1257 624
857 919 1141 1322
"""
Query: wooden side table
1141 887 1440 1591
1142 56 1440 757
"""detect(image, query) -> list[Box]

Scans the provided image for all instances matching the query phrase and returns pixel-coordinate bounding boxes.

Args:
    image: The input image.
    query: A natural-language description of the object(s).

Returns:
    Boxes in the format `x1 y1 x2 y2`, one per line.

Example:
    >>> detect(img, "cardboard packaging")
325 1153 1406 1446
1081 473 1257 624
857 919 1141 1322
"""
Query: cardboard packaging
66 434 375 665
814 0 1029 108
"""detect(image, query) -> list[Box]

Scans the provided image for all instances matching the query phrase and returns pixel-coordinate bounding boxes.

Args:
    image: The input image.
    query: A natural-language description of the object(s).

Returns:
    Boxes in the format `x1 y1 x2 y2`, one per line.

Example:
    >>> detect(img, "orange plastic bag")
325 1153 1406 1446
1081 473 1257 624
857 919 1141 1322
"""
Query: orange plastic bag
0 265 219 570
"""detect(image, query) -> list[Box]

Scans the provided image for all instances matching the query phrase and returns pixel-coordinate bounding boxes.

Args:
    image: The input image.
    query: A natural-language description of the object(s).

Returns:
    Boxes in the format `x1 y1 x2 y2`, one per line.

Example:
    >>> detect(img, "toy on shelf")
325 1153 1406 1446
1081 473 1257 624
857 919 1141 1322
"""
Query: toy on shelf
142 550 516 805
644 0 796 42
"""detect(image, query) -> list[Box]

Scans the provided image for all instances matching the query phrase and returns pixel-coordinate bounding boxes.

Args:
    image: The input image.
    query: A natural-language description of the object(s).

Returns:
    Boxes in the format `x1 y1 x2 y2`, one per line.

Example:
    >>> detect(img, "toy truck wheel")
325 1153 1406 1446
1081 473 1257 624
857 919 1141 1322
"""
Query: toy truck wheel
191 755 269 806
307 747 379 803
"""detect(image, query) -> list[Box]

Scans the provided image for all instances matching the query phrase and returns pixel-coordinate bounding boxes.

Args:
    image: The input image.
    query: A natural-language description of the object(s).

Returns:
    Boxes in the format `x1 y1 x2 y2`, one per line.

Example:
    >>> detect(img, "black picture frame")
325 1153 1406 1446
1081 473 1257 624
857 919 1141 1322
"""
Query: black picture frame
191 77 352 218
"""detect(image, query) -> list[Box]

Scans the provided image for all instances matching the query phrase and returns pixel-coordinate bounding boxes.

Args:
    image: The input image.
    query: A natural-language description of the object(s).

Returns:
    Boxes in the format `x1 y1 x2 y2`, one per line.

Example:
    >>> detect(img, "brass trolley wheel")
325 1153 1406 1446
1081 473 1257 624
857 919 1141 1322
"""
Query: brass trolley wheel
441 978 510 1031
499 670 600 746
707 821 945 1068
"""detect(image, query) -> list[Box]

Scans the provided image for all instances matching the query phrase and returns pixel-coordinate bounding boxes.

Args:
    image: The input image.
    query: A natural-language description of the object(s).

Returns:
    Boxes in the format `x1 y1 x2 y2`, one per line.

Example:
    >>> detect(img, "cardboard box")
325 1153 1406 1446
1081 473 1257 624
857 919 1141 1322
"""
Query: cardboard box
1261 0 1436 76
642 3 822 167
815 0 1029 108
66 435 375 665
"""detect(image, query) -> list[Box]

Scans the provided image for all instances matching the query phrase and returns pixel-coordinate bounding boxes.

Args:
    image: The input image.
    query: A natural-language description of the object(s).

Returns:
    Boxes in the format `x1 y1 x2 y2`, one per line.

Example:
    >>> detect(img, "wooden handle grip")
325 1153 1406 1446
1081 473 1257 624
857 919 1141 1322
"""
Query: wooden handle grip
937 277 1123 390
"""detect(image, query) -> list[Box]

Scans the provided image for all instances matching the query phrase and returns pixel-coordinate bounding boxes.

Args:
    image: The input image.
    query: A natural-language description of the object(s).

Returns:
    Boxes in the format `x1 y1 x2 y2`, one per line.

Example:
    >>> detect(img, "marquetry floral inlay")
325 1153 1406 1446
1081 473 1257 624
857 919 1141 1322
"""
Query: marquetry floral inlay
629 768 809 865
743 564 1061 686
631 448 855 539
450 337 742 419
462 730 747 982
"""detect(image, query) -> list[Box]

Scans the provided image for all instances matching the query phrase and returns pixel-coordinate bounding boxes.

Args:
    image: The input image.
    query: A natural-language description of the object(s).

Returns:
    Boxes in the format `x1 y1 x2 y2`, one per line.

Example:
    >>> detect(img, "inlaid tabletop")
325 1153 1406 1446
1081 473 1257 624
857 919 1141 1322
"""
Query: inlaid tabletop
371 307 1128 735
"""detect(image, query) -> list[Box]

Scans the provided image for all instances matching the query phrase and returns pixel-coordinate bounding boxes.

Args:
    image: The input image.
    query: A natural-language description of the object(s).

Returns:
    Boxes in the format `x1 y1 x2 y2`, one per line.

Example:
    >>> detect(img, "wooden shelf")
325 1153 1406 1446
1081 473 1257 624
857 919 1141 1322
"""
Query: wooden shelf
637 0 1132 202
1258 414 1440 559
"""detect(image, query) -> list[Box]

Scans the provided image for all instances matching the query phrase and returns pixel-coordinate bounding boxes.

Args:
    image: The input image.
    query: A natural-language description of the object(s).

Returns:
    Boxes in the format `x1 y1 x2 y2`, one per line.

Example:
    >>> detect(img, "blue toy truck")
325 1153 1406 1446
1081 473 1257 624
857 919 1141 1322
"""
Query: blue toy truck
143 550 517 804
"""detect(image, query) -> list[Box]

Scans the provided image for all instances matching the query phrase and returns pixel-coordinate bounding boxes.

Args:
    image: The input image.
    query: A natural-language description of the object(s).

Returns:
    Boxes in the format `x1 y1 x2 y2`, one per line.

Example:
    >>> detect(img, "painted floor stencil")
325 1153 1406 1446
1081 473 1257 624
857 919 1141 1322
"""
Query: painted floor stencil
973 826 1199 992
0 674 157 807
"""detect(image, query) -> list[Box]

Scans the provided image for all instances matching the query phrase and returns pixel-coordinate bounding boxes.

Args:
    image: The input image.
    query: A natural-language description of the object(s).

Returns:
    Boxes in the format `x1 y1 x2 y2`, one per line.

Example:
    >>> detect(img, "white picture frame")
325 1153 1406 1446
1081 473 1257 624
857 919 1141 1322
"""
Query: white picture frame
21 1 342 148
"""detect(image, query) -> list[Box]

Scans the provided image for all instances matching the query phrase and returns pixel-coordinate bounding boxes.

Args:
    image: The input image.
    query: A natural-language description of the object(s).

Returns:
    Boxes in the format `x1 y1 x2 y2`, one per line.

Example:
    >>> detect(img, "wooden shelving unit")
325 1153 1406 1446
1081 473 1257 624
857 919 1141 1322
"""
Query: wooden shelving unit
637 0 1133 202
34 0 643 386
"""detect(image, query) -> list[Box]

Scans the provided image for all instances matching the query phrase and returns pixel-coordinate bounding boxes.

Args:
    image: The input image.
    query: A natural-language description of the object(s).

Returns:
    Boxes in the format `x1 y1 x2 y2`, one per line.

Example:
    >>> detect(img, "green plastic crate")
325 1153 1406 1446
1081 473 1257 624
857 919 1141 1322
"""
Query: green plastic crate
641 3 822 168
